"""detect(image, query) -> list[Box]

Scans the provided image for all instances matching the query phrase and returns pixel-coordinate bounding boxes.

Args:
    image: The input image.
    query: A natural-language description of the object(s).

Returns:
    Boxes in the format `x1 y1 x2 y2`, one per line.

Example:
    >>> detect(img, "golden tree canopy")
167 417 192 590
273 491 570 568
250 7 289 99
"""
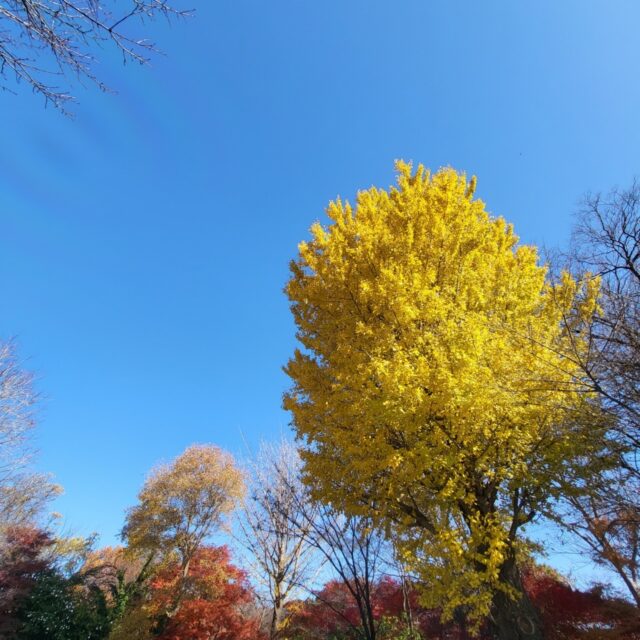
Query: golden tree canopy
284 162 605 622
122 444 244 567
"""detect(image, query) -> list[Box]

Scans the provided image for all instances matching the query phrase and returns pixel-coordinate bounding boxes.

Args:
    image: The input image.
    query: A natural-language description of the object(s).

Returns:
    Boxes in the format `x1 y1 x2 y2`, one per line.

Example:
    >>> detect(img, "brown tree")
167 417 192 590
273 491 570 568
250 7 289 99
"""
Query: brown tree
122 444 245 624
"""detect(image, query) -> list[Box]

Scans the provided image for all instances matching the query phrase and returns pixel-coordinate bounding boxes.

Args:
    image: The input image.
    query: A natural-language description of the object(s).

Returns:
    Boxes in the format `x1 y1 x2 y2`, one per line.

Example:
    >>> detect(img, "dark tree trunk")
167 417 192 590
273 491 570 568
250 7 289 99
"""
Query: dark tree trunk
488 557 543 640
452 606 471 640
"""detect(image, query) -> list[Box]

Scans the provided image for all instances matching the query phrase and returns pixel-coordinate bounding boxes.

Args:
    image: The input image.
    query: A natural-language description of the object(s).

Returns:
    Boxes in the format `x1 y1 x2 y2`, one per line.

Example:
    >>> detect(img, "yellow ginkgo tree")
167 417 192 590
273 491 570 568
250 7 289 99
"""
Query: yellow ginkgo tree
284 162 610 639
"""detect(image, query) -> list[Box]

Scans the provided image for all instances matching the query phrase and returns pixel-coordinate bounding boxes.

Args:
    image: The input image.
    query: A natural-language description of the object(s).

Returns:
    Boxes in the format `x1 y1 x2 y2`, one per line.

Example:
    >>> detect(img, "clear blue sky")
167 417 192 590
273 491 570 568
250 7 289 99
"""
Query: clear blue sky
1 0 638 571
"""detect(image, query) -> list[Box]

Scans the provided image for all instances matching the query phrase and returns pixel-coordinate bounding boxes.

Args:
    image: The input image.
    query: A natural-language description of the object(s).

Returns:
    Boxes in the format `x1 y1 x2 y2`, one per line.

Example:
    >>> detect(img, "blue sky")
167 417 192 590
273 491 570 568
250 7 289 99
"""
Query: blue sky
1 0 639 579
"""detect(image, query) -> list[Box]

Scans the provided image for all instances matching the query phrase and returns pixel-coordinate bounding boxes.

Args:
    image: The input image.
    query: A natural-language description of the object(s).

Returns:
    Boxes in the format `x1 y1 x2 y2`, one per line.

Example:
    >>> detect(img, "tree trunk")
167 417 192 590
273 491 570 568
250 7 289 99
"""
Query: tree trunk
401 575 416 636
488 557 543 640
270 595 283 640
452 606 471 640
607 550 640 608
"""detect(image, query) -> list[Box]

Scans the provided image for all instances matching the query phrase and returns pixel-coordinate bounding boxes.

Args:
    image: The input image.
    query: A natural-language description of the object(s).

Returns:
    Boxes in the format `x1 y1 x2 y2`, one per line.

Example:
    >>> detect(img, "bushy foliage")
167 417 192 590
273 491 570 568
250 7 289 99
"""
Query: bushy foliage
151 546 264 640
285 566 640 640
287 577 421 640
109 545 265 640
0 527 54 636
14 569 110 640
524 566 640 639
285 161 610 633
0 526 111 639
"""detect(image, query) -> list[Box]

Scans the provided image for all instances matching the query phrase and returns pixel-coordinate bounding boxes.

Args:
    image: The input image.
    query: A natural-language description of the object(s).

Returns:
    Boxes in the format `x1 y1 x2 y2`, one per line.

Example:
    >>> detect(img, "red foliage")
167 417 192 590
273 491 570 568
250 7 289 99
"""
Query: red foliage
149 545 265 640
524 567 640 639
288 576 452 639
288 568 640 640
372 575 411 619
289 579 362 637
0 526 55 637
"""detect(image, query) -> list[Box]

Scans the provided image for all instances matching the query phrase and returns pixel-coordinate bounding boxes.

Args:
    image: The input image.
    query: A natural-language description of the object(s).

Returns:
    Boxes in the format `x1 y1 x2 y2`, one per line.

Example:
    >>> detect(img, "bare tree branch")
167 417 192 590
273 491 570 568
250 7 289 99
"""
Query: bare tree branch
0 339 62 530
236 439 320 640
552 179 640 607
0 0 193 112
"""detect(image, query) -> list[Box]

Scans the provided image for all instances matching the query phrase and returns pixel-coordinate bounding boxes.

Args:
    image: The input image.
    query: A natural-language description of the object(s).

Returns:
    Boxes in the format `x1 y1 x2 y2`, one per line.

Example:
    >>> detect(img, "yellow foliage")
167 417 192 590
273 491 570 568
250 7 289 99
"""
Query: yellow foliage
108 602 155 640
123 444 245 565
284 162 608 625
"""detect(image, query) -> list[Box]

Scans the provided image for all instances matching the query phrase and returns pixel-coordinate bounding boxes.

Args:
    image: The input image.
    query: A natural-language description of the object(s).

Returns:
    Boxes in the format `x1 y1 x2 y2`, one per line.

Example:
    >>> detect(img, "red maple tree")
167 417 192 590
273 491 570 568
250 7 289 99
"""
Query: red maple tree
148 545 265 640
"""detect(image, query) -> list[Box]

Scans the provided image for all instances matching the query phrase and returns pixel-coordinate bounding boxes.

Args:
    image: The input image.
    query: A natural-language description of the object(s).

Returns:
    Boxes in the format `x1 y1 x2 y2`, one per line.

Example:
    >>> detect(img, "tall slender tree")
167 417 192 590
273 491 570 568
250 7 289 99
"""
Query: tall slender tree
237 439 317 639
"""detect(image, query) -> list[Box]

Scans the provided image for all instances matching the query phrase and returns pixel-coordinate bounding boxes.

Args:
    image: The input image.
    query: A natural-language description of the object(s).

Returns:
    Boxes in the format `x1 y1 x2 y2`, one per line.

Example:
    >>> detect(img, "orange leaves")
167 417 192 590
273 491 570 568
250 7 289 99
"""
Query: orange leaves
149 546 264 640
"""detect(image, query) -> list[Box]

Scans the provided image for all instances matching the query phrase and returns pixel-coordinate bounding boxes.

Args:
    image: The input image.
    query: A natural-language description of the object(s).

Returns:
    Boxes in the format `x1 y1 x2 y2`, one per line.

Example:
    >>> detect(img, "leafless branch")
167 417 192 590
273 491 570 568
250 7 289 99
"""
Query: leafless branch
236 439 320 640
551 179 640 606
0 0 193 112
